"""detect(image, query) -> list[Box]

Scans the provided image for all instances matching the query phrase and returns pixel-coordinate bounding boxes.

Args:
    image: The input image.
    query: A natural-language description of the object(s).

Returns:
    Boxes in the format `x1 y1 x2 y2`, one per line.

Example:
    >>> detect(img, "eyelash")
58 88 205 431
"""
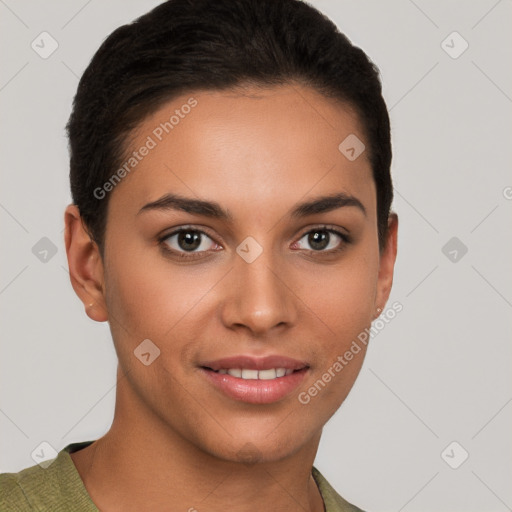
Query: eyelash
158 225 351 261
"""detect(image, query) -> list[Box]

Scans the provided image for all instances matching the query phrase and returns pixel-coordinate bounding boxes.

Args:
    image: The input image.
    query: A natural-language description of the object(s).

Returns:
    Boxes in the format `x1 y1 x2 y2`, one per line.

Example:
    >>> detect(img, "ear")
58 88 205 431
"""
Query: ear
375 213 398 315
64 204 108 322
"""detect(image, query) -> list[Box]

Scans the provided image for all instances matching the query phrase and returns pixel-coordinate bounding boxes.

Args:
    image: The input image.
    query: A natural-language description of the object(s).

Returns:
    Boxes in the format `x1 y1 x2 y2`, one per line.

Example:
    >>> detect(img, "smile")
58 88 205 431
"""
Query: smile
210 368 295 379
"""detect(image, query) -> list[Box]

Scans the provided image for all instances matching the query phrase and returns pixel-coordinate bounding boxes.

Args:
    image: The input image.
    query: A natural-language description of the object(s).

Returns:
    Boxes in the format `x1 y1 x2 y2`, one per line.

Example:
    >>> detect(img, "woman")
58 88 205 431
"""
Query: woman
0 0 397 510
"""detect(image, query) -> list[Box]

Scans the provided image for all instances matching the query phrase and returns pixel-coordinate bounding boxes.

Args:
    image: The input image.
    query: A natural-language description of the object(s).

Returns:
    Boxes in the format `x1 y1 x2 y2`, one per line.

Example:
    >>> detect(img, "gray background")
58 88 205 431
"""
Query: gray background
1 1 511 510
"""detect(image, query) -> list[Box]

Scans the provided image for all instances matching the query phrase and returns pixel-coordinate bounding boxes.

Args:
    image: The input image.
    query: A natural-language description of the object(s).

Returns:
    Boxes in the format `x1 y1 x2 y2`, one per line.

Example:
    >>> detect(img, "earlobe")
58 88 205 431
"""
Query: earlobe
64 204 109 323
375 213 398 314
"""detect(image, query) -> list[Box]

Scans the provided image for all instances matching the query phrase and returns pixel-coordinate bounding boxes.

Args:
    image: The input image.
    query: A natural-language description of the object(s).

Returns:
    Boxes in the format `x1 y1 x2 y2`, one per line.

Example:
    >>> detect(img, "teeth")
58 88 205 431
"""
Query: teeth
258 369 277 380
241 369 259 379
216 367 296 380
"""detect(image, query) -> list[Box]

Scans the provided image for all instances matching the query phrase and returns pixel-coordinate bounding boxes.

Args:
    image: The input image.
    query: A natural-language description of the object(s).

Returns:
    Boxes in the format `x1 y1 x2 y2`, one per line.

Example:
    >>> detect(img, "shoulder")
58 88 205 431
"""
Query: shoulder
312 466 367 512
0 472 31 511
0 465 40 511
0 441 98 512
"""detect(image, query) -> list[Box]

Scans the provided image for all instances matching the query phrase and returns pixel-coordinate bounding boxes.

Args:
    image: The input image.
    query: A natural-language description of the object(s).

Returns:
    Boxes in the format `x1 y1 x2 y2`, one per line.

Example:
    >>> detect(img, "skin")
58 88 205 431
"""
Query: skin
64 83 398 512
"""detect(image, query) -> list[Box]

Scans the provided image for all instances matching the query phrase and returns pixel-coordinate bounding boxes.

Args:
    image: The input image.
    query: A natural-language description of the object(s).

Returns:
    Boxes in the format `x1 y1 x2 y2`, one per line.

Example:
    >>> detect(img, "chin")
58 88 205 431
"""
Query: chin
200 431 310 466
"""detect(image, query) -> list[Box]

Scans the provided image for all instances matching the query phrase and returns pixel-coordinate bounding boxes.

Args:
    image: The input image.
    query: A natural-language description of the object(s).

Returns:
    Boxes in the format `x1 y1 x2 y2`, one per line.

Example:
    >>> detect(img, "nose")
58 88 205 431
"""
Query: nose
220 248 297 337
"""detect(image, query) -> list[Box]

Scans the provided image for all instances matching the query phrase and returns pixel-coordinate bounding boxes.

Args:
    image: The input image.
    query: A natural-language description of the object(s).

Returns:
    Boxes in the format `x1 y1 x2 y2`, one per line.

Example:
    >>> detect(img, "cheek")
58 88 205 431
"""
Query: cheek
103 240 205 338
296 251 379 409
305 254 379 334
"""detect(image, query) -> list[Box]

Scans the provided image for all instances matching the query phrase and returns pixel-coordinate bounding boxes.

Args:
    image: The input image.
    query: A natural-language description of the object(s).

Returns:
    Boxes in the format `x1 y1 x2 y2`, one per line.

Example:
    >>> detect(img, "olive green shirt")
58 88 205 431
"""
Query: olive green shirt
0 441 365 511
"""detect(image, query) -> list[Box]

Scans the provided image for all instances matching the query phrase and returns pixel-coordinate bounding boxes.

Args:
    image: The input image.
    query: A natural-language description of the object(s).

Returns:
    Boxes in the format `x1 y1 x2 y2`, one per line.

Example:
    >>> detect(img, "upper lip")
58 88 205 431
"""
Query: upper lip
200 355 309 371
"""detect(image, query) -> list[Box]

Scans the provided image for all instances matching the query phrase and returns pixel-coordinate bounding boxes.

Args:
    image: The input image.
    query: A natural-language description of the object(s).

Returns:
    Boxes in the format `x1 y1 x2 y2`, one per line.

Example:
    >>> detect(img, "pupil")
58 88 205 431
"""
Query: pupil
178 231 201 251
309 230 329 250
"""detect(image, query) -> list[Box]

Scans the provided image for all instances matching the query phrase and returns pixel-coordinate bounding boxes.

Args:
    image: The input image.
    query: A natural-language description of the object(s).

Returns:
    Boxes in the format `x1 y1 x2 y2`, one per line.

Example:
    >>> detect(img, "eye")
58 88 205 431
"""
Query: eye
293 226 350 253
160 227 220 258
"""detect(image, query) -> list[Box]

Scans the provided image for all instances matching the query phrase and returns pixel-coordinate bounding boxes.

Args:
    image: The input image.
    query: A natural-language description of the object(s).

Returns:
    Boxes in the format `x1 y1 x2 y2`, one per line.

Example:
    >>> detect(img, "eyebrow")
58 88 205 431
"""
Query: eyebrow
137 192 366 219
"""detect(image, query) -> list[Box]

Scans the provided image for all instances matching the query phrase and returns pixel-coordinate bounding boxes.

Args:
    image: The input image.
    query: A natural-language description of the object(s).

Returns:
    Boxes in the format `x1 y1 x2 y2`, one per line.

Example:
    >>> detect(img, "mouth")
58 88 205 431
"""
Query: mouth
202 367 302 380
199 355 310 404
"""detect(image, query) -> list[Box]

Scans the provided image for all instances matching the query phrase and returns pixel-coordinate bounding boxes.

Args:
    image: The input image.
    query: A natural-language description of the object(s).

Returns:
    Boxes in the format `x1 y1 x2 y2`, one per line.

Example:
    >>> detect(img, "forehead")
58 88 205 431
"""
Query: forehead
109 84 375 215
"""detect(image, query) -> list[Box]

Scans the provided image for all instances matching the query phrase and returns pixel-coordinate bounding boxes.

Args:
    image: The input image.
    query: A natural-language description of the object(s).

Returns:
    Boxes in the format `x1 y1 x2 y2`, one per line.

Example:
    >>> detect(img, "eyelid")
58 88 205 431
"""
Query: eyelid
159 225 219 243
296 223 350 240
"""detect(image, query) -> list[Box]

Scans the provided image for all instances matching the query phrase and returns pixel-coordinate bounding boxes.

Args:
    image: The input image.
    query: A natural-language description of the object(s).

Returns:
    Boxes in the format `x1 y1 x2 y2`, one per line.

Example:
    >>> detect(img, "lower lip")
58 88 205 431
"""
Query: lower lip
200 367 308 404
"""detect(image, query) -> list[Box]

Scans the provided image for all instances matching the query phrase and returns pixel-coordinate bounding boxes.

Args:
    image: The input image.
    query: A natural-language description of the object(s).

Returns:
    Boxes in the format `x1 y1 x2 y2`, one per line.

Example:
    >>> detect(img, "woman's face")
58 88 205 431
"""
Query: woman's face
95 84 396 463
